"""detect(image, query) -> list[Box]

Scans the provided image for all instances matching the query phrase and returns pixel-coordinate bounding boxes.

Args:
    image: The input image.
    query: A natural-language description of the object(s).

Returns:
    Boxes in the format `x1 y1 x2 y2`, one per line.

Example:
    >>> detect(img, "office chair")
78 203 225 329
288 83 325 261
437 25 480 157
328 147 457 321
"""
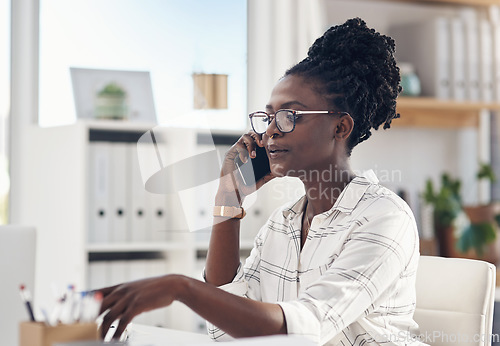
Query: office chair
414 256 496 346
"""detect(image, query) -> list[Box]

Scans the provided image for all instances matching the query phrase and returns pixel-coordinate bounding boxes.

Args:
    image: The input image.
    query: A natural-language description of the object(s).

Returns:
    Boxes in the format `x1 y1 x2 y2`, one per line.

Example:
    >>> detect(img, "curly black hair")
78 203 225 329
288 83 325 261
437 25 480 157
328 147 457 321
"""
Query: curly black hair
285 18 401 156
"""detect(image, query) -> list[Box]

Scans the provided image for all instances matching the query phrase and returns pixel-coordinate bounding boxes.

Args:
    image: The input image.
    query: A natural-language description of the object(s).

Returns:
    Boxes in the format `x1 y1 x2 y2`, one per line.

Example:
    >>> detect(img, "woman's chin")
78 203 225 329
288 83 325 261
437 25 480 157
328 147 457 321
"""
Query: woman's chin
270 163 288 177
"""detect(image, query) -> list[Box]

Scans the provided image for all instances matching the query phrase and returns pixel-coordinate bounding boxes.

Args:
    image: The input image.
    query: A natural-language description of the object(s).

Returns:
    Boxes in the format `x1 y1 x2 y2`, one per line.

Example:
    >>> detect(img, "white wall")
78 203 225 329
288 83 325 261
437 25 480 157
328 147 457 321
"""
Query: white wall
350 127 466 224
325 0 487 228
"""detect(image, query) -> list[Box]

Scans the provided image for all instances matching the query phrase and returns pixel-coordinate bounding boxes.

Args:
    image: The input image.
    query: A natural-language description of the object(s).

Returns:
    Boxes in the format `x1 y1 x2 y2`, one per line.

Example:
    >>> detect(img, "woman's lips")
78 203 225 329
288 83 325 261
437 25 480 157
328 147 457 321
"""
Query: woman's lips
267 145 288 159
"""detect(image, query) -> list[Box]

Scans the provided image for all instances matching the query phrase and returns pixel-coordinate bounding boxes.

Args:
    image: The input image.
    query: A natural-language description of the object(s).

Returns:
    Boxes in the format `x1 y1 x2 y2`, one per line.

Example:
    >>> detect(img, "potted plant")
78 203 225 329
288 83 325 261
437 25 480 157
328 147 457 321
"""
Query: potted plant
457 163 500 262
95 82 128 120
423 164 500 263
422 173 462 257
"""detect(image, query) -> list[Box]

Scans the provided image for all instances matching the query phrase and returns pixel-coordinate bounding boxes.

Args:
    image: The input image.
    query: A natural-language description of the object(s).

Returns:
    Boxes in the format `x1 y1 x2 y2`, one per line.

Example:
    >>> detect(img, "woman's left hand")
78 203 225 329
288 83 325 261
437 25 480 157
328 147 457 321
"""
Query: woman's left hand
97 274 187 340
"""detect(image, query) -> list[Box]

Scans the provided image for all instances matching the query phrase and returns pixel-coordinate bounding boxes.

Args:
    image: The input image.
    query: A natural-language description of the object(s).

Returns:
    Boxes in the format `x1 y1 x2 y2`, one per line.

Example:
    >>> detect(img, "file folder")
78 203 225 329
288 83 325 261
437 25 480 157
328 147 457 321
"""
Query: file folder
128 260 152 325
108 260 129 287
492 23 500 102
129 143 149 242
450 17 467 101
136 128 170 241
462 11 480 101
147 259 169 327
88 143 111 243
109 143 130 243
479 18 494 103
87 261 108 290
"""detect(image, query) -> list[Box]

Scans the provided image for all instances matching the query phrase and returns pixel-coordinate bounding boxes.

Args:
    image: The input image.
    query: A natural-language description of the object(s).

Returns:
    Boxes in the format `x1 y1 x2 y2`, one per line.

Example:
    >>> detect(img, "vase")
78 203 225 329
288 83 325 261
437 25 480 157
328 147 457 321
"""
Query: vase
399 63 421 97
435 224 456 258
462 202 500 265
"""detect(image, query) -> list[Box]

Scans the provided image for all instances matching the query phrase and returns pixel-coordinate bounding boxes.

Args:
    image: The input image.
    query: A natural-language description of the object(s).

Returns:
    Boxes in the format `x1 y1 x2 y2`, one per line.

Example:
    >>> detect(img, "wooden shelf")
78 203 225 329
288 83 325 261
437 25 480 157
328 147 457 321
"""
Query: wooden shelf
387 0 500 6
395 97 500 128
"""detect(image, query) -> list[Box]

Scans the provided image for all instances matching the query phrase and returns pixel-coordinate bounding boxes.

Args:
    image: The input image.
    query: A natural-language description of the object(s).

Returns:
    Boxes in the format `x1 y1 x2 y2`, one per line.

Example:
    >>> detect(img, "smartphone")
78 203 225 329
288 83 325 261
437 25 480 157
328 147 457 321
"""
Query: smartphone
234 145 271 186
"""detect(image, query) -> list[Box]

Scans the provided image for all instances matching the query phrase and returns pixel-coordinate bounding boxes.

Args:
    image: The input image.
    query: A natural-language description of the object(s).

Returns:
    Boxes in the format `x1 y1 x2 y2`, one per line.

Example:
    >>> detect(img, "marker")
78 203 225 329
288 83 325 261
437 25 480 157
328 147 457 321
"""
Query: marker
19 284 36 322
40 307 53 326
50 295 65 325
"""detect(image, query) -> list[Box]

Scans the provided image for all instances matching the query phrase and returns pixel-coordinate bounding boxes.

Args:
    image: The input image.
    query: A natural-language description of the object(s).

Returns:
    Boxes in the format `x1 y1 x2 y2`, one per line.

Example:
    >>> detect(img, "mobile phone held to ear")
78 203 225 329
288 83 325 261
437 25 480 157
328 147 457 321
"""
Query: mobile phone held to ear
234 146 271 186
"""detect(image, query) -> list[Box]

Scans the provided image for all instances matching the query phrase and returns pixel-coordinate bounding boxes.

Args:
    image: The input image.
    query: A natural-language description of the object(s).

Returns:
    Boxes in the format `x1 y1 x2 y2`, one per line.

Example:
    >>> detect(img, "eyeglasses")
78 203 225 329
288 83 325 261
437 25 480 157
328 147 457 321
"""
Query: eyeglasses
248 109 349 135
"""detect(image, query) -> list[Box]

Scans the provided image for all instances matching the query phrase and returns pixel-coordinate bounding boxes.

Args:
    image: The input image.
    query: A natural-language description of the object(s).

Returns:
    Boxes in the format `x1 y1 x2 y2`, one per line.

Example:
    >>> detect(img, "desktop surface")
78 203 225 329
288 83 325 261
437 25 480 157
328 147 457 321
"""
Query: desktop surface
55 323 315 345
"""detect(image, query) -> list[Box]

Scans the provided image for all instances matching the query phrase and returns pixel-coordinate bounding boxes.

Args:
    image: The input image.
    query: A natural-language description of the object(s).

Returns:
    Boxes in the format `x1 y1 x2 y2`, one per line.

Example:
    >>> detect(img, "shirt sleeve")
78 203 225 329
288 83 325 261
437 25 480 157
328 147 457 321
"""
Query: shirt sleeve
205 223 267 341
278 209 420 345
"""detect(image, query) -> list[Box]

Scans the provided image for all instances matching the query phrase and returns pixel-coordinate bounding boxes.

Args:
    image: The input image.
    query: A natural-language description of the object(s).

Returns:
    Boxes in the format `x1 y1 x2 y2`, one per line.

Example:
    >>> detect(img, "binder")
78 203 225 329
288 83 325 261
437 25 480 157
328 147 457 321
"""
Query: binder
147 191 169 242
180 178 219 238
88 143 111 243
87 261 108 290
462 10 481 101
109 143 130 243
389 17 451 99
492 23 500 102
128 260 152 325
178 143 231 236
450 17 467 101
108 260 129 287
138 129 170 242
479 18 494 103
129 143 149 242
147 259 169 327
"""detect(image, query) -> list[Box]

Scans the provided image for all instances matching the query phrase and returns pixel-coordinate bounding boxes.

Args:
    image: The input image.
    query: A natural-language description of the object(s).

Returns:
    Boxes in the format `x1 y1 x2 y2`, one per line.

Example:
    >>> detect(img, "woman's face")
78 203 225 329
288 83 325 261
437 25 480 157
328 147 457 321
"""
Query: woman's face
261 74 346 179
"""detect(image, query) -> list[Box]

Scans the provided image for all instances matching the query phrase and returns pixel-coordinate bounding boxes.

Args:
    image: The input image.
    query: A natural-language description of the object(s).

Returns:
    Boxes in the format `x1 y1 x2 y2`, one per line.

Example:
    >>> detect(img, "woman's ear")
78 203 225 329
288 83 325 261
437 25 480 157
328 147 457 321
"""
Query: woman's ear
334 113 354 141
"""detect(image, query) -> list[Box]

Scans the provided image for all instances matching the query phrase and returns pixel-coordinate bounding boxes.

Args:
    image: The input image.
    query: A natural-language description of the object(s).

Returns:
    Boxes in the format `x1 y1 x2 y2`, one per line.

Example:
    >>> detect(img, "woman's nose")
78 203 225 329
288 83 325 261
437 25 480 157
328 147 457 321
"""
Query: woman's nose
265 116 281 138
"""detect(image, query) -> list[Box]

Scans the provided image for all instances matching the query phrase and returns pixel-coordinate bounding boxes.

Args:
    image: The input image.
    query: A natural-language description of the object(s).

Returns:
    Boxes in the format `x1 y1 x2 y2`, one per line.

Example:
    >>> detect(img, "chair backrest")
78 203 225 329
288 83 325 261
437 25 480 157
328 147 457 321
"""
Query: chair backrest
415 256 496 346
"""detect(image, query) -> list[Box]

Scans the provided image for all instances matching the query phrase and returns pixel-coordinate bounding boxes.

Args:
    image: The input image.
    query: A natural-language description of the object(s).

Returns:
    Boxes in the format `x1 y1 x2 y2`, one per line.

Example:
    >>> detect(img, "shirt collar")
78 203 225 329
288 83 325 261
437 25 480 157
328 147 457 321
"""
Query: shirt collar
282 170 379 219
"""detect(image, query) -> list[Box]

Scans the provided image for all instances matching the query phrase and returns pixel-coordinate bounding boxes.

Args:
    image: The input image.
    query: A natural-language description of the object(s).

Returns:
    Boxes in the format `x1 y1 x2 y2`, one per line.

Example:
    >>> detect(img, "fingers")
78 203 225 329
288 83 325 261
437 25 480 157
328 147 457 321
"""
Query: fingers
100 296 128 339
98 276 178 340
112 305 135 340
94 284 119 300
99 285 125 315
219 131 267 197
234 132 263 163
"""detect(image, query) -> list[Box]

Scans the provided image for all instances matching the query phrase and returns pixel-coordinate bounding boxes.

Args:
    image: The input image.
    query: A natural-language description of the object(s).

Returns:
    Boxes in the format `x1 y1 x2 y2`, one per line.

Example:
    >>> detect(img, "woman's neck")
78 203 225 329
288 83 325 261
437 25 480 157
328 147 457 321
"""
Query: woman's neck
301 162 355 216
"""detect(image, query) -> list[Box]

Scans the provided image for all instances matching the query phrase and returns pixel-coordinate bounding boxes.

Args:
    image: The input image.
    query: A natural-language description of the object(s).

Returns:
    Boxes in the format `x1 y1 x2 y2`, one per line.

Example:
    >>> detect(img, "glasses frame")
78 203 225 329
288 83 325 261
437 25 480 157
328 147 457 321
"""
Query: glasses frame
248 109 350 135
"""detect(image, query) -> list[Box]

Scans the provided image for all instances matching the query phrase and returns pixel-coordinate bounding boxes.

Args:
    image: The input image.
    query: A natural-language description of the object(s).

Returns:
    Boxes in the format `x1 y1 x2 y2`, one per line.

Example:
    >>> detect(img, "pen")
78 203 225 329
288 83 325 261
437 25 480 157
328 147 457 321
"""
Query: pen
40 307 53 326
50 295 65 325
19 284 36 322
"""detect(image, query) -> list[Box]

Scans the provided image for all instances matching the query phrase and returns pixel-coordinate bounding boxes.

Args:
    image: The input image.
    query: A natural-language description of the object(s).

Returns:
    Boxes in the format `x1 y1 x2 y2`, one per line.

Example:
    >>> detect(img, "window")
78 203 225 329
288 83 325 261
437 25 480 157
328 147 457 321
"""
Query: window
39 0 247 130
0 0 10 224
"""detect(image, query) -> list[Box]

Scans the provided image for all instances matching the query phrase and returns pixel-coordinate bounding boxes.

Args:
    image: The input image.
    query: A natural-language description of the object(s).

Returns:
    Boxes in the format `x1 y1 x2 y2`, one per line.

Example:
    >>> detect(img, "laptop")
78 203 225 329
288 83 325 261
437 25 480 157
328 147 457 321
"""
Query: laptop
0 226 36 346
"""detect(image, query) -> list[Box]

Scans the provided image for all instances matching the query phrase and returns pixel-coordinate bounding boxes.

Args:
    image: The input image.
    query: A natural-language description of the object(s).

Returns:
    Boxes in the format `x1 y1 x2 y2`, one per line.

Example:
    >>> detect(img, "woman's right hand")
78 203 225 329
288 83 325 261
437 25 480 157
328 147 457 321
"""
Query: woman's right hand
216 131 274 205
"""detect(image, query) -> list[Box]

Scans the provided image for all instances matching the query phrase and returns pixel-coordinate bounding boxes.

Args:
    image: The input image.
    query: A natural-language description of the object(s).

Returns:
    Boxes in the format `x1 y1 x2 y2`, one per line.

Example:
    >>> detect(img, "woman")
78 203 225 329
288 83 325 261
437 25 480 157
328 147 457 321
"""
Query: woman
99 18 423 345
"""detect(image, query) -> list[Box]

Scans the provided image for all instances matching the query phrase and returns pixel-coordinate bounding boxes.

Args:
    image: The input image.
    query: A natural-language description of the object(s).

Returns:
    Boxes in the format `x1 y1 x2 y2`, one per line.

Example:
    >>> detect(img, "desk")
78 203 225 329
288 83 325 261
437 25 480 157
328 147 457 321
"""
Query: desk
127 323 210 345
127 324 314 345
55 324 315 345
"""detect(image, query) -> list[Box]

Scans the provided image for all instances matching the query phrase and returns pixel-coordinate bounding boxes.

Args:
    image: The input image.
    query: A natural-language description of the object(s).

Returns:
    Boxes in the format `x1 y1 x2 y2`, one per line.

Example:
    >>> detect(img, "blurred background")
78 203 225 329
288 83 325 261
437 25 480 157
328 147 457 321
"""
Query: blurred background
2 0 500 336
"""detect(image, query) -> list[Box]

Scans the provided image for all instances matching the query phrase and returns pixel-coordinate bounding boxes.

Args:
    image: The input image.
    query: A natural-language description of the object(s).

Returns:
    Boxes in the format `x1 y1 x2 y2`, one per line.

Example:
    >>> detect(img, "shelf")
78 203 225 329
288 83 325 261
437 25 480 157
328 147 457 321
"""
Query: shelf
388 0 500 6
395 97 500 128
86 242 190 253
194 239 255 251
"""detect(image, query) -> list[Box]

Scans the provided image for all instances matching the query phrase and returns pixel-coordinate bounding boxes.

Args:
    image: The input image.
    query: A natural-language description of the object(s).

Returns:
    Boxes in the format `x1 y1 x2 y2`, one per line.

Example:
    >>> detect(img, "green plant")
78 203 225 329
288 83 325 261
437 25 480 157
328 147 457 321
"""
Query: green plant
98 83 126 97
457 162 500 256
477 162 497 182
422 166 500 258
423 173 462 229
456 222 496 256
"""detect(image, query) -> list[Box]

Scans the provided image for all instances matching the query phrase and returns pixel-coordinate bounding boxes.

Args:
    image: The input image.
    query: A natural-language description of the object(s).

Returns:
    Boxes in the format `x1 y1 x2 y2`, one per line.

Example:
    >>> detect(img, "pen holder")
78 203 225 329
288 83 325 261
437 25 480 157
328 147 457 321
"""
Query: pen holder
19 321 99 346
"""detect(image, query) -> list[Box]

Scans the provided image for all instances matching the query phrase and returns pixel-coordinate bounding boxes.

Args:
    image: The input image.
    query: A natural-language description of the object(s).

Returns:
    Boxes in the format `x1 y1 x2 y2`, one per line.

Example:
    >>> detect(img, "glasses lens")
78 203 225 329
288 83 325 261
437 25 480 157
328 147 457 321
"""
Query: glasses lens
275 110 295 133
250 112 269 134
